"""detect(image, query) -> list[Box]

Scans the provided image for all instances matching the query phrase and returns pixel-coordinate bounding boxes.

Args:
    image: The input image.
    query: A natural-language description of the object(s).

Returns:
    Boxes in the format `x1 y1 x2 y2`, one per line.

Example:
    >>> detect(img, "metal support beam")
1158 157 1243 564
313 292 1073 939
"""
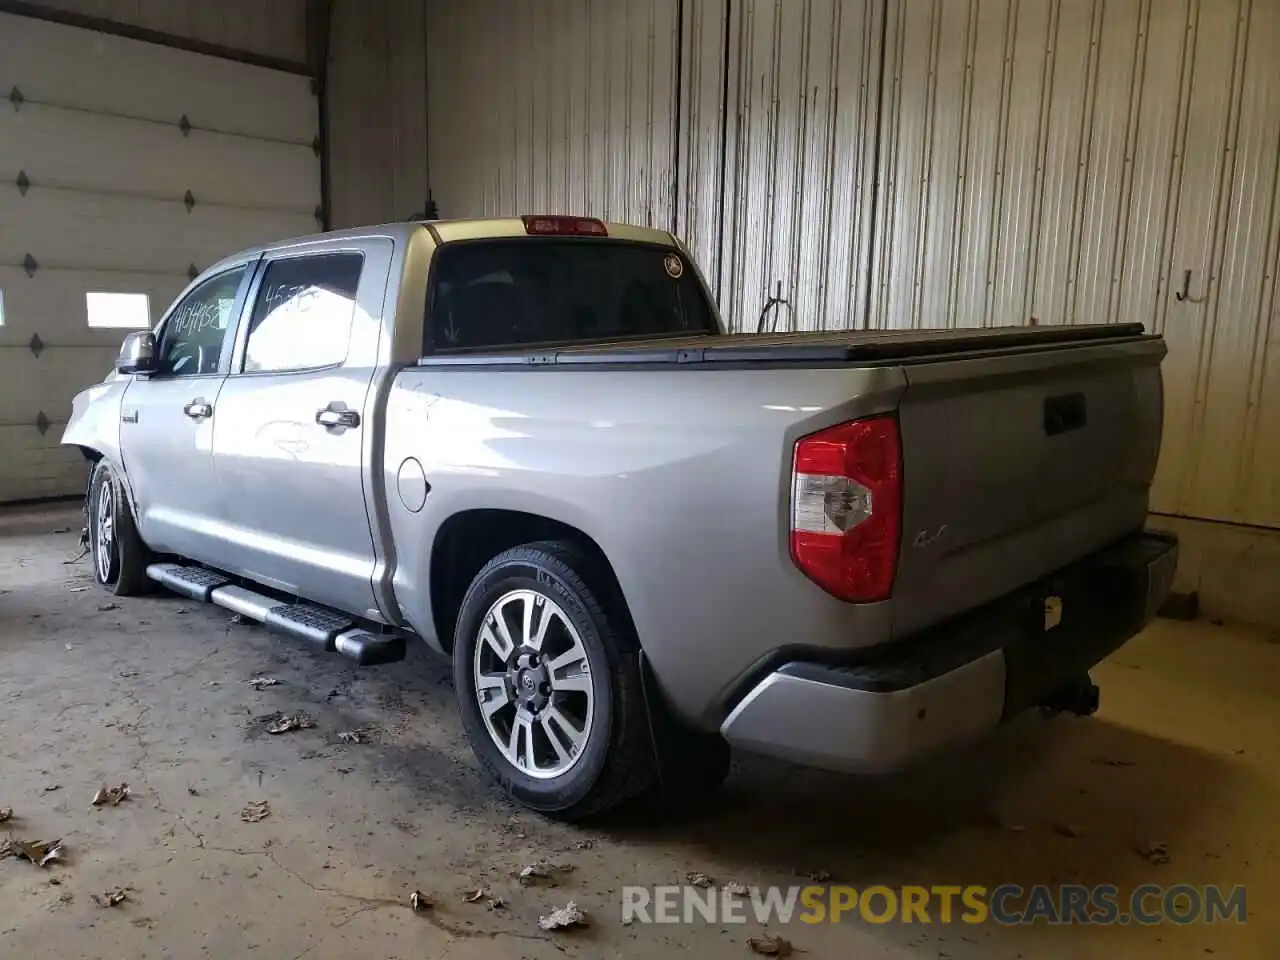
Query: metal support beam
307 0 334 230
0 0 311 77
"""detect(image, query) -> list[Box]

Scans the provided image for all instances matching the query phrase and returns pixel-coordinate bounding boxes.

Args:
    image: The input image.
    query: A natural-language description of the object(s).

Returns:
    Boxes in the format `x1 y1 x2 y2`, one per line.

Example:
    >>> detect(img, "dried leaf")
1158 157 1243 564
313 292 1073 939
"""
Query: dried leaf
572 839 595 850
410 890 433 912
245 677 280 689
1091 757 1137 768
686 871 714 888
724 881 750 897
43 784 60 793
0 807 12 824
538 900 588 931
337 729 369 744
267 714 315 735
464 888 487 903
97 602 119 612
487 896 506 910
240 800 271 823
519 860 575 886
807 870 831 883
747 934 794 957
91 888 129 908
1052 823 1082 839
1136 841 1170 865
92 783 131 807
4 838 65 867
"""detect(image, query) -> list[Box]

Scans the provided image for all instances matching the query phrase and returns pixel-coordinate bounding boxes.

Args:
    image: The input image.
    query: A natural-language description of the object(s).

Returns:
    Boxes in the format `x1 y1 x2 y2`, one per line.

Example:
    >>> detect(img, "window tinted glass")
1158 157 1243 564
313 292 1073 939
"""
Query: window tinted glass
156 267 245 376
244 253 363 373
426 240 715 352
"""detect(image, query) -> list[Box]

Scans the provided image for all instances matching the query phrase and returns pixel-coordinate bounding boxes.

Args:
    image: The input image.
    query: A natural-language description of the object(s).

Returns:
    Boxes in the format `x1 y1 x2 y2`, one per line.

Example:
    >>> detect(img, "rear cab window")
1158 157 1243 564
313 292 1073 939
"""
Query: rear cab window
424 239 716 353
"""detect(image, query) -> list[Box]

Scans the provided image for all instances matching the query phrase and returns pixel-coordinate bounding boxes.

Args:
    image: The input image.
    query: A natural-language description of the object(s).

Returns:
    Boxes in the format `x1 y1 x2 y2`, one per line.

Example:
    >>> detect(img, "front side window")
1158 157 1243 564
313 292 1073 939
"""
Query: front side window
156 268 246 376
426 240 717 352
243 253 363 373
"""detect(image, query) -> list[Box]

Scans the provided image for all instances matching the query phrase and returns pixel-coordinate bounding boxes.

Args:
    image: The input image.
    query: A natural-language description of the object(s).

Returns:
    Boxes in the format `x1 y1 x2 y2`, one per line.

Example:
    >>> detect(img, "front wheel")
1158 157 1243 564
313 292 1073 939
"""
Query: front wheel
453 541 656 820
87 460 153 596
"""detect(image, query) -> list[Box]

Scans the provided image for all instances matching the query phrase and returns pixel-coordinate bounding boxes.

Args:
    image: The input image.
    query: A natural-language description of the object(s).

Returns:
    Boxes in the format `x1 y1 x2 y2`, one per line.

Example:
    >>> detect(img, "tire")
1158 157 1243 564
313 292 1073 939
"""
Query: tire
453 541 656 820
87 460 153 596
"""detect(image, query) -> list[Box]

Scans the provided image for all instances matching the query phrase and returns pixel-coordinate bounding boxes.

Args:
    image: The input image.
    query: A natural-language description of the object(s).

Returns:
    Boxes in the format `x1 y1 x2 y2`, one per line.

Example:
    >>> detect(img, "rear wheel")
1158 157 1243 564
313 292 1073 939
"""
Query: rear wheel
87 460 153 596
453 541 656 820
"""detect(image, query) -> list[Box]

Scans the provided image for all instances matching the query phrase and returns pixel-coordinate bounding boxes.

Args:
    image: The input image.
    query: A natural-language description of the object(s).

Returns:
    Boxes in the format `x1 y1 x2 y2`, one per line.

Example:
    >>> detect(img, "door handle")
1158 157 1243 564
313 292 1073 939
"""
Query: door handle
316 406 360 429
183 399 213 420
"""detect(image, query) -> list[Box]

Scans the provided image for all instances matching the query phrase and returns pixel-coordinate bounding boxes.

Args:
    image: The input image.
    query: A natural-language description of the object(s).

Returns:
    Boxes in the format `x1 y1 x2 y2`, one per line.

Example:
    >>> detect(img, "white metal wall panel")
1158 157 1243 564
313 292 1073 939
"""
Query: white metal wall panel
327 0 429 228
712 0 884 333
875 0 1280 530
425 0 680 230
0 12 319 501
28 0 308 64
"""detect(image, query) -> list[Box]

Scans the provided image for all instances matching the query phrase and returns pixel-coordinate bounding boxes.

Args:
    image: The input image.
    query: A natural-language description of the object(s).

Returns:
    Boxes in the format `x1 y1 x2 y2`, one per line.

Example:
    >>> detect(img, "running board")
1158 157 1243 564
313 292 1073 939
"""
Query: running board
145 564 405 665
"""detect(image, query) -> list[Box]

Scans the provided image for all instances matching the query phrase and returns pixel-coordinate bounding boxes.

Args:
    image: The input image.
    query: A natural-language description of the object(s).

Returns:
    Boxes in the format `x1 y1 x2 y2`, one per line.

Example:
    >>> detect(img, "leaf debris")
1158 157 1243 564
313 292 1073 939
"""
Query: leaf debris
91 888 129 908
240 800 271 823
538 900 588 931
92 783 131 807
747 933 794 956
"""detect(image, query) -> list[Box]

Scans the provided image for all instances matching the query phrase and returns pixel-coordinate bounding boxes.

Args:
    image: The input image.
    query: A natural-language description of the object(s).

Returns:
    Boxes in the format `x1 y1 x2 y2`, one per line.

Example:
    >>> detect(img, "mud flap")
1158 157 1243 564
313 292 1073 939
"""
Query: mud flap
637 651 731 811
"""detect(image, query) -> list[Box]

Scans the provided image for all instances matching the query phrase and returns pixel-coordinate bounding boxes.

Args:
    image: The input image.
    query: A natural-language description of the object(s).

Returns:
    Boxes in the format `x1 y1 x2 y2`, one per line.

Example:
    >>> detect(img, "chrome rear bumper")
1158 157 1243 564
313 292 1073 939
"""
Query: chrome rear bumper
721 531 1178 773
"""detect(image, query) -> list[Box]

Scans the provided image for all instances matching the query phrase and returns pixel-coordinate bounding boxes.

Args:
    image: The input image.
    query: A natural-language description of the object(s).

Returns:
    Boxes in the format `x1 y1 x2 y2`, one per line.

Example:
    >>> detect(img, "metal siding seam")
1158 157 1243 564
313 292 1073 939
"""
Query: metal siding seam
1107 0 1154 327
1022 0 1061 328
944 0 980 329
1152 0 1197 339
1237 47 1280 525
982 0 1020 328
787 0 814 333
875 0 910 329
1063 0 1105 325
907 0 942 330
1185 0 1252 516
816 0 842 331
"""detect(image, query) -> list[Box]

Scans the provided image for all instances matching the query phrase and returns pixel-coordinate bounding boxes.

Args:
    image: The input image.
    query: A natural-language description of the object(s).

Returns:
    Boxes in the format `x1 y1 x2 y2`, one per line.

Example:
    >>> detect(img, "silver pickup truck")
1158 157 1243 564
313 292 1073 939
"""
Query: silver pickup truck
63 216 1178 820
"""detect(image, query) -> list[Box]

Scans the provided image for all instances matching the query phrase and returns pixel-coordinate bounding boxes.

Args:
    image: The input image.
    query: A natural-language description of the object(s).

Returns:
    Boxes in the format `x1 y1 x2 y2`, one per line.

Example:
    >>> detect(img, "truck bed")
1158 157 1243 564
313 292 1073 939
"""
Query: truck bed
416 323 1150 368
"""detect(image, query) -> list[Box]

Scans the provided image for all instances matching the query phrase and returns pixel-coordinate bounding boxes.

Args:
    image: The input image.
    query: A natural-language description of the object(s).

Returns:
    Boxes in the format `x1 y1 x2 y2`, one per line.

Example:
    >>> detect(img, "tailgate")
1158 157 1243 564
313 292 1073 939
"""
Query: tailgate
891 334 1165 637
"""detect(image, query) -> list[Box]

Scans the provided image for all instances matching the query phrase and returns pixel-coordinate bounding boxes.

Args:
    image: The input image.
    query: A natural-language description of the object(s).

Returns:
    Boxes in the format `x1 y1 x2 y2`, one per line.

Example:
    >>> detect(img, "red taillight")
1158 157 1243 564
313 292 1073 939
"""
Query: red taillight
790 415 902 602
521 215 608 237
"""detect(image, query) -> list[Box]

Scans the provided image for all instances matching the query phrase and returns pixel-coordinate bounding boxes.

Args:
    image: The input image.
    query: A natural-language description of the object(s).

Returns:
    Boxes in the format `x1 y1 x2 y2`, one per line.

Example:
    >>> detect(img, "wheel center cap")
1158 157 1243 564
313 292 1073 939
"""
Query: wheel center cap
520 673 537 692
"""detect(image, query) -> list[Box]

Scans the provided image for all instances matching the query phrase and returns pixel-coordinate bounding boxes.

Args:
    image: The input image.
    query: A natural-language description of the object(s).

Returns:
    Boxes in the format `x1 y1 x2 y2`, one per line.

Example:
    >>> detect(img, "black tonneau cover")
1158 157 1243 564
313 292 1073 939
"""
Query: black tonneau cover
416 323 1150 368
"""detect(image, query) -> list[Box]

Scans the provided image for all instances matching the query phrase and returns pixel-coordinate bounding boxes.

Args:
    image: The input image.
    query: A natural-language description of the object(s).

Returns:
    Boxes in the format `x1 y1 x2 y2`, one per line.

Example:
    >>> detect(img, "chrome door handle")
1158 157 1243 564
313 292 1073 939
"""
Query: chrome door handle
183 399 213 420
316 406 360 429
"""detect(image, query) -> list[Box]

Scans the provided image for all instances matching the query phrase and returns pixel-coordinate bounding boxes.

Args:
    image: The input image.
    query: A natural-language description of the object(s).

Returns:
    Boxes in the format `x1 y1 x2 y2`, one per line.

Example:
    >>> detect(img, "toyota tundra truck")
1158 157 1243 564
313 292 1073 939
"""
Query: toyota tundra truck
62 215 1178 820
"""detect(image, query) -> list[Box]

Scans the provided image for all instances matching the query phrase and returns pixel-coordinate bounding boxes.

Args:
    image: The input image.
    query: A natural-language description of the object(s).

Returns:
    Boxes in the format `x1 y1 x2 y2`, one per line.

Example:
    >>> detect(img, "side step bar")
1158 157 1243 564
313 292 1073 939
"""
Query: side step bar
146 563 405 666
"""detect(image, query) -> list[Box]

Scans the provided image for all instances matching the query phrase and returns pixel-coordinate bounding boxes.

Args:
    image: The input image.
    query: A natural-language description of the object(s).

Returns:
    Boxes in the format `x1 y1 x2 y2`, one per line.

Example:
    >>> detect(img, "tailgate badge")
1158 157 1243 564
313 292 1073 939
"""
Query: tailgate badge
1044 596 1064 632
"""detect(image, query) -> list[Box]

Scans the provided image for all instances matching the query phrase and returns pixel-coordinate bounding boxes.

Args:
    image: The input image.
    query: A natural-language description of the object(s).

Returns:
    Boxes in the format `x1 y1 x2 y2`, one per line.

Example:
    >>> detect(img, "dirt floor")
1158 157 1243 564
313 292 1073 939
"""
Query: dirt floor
1 506 1276 959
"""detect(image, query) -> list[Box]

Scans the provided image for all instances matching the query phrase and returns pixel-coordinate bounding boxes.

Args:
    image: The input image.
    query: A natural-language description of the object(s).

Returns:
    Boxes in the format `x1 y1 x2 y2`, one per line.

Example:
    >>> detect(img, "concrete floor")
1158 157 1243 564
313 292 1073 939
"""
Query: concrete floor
1 507 1276 959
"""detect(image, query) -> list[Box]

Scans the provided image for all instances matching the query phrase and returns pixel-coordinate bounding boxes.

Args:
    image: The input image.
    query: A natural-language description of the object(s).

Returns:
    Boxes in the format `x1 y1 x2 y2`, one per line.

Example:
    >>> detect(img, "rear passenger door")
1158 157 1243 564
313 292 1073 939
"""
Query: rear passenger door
210 239 392 620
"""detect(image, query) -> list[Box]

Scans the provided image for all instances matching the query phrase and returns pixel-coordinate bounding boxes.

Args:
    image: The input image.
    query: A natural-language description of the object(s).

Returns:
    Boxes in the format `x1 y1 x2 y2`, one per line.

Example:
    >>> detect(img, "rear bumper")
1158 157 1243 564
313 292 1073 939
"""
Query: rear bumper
720 530 1178 773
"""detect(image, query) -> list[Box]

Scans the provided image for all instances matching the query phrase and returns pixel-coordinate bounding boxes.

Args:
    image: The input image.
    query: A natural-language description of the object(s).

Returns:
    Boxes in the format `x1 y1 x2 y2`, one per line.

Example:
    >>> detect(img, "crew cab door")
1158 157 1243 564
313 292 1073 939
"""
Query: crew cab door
210 239 392 620
120 263 253 560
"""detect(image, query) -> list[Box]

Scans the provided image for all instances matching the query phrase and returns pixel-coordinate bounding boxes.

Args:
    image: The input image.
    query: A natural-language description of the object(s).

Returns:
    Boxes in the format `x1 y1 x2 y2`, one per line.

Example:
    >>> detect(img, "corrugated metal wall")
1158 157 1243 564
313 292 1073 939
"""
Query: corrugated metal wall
327 0 429 228
23 0 307 63
402 0 1279 531
684 0 884 333
425 0 680 229
875 0 1280 529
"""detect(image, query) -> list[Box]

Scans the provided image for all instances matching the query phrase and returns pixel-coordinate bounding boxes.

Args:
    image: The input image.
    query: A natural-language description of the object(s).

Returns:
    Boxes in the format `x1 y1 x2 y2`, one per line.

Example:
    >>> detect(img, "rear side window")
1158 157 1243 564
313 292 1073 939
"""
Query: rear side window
425 240 716 352
243 253 363 373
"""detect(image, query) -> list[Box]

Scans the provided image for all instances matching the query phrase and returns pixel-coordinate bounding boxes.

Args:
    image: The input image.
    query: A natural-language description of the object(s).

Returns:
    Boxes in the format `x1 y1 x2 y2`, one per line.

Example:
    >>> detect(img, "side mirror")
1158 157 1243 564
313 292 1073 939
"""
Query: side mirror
116 331 157 375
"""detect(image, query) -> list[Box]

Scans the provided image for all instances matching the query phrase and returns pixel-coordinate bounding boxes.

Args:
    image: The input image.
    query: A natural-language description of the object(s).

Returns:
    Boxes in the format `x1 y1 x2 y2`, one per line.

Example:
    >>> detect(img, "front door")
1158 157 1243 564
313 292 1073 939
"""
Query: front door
211 242 389 620
120 263 252 561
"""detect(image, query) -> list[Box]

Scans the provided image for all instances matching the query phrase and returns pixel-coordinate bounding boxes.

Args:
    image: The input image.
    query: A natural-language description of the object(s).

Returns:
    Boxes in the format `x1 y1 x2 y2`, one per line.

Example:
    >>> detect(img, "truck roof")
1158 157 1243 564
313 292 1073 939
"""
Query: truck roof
215 218 677 271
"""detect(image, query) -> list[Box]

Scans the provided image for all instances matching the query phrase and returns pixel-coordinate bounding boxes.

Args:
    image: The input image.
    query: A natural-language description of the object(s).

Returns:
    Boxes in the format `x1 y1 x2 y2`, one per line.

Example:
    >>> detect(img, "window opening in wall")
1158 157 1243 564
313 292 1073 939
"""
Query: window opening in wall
86 292 151 329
